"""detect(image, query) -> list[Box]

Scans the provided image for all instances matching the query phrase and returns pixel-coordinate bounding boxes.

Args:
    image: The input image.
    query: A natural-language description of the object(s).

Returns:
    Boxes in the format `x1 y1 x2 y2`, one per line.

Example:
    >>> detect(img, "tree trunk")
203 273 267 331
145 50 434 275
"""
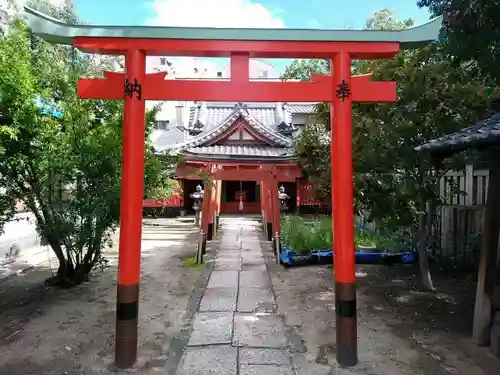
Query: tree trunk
473 152 500 345
417 198 436 292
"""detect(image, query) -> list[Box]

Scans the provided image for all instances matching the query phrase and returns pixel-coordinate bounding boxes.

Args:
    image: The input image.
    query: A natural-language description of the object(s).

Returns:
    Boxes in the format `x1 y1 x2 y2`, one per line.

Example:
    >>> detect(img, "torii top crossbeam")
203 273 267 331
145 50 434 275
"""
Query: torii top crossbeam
25 6 441 57
23 7 441 103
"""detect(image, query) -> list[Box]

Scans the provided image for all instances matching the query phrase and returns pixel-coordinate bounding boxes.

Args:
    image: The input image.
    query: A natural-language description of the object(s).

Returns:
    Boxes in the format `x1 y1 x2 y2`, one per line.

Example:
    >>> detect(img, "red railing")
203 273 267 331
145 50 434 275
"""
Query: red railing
143 194 183 207
297 180 327 206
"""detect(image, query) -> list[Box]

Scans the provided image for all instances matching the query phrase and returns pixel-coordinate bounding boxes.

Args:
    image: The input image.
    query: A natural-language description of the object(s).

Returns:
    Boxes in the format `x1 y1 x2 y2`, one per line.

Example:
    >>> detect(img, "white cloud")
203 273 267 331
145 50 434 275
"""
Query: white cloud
147 0 285 28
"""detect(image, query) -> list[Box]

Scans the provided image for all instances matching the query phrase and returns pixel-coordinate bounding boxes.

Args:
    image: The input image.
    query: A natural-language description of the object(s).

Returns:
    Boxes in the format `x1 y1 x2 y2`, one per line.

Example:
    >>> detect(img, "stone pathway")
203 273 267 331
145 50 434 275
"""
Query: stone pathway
176 217 294 375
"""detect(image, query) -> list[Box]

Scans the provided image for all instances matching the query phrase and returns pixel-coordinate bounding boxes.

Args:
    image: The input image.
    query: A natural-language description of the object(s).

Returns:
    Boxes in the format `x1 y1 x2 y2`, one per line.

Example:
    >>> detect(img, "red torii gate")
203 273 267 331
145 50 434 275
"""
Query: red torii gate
188 164 288 264
24 7 441 369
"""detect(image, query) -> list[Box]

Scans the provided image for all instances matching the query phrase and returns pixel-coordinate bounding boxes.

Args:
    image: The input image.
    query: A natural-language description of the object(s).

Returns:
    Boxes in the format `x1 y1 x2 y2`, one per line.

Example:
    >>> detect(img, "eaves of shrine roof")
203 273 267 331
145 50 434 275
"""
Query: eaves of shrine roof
182 145 296 162
156 103 295 152
415 113 500 156
24 6 442 49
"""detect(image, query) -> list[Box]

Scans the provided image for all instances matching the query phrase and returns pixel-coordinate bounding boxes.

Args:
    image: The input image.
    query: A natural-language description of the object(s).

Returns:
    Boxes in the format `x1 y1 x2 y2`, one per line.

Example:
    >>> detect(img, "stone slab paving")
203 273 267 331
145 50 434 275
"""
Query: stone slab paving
177 217 296 375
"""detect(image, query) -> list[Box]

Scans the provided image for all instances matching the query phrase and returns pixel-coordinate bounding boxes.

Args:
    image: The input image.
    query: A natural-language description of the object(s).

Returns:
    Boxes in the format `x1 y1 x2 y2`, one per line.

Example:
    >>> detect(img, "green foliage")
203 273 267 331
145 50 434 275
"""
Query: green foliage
418 0 500 83
281 216 332 253
281 59 329 81
354 229 411 253
0 8 176 286
183 254 205 271
293 123 331 200
281 216 410 254
285 8 499 239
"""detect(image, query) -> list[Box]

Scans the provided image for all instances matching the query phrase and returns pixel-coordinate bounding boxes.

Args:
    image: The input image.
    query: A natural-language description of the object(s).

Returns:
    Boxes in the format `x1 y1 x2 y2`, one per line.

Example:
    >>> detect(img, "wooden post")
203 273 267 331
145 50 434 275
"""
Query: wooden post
465 164 474 206
261 180 269 239
215 179 222 234
264 180 272 241
207 180 216 241
261 180 267 235
269 171 280 263
197 178 212 264
115 49 146 369
473 153 500 345
296 178 301 215
331 51 357 367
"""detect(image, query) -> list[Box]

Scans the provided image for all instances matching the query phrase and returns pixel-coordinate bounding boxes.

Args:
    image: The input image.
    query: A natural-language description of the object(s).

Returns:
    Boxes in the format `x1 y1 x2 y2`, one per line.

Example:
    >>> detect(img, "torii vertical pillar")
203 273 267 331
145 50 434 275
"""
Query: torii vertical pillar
263 181 272 241
268 171 280 262
331 51 357 366
215 179 222 233
115 49 146 369
207 181 216 241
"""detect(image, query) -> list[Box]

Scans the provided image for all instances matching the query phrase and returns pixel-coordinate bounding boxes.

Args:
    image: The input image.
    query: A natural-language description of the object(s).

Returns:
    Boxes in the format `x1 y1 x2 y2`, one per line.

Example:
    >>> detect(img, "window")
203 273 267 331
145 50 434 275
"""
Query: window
260 70 268 78
217 71 223 78
160 57 167 65
154 120 170 130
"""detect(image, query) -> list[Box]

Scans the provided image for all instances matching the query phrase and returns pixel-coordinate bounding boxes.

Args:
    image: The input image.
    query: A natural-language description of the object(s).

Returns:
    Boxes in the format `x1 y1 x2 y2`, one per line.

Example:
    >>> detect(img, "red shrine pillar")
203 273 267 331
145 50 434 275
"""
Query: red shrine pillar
207 180 216 241
215 179 222 235
266 182 273 241
269 173 280 263
259 180 266 234
115 49 146 369
331 51 357 366
197 178 212 261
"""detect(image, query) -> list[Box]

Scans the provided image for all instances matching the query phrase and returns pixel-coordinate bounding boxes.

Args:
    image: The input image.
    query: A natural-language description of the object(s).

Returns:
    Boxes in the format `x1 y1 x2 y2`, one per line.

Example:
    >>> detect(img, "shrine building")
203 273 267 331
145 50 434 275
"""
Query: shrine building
150 100 317 215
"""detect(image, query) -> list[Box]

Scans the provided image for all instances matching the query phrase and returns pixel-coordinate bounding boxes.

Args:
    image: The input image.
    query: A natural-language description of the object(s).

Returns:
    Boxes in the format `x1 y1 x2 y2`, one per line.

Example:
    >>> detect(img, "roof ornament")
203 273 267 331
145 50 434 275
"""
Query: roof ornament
276 102 297 136
181 101 206 136
191 102 207 135
234 102 248 112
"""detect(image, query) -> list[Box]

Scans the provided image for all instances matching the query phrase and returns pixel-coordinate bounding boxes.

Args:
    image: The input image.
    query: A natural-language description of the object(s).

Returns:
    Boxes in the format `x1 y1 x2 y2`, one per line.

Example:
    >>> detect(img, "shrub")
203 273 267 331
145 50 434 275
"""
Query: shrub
281 215 332 253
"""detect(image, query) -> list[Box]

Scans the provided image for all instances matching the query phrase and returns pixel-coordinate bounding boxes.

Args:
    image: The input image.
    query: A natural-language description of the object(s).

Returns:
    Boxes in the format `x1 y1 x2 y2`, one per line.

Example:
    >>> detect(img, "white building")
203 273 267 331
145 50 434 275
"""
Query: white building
146 57 279 126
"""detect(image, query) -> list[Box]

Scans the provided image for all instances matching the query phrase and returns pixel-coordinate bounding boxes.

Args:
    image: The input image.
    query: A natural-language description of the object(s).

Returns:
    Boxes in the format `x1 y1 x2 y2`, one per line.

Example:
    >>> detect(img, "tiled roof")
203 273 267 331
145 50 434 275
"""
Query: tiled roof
150 126 186 151
286 103 317 113
183 145 295 161
151 101 317 153
415 113 500 154
188 104 276 130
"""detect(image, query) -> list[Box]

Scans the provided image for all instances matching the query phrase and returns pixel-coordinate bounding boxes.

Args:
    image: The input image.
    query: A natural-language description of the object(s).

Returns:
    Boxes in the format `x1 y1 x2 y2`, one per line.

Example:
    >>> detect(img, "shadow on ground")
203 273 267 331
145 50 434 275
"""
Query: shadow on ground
268 253 500 374
0 219 203 375
357 264 500 374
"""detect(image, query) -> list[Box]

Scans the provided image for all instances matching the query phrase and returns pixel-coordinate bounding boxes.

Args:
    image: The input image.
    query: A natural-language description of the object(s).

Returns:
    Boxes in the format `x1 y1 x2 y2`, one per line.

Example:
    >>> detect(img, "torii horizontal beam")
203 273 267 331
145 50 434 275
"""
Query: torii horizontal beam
78 70 396 102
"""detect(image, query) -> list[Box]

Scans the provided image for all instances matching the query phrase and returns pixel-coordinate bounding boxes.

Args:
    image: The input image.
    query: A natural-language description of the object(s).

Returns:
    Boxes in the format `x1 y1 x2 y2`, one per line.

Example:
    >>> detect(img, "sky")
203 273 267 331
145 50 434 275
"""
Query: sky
71 0 432 73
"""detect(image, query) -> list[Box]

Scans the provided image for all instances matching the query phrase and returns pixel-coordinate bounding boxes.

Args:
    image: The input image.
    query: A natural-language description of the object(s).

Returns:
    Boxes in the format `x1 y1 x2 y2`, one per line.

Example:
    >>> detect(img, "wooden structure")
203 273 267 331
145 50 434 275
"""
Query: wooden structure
431 165 489 265
25 6 441 368
163 101 306 215
417 113 500 358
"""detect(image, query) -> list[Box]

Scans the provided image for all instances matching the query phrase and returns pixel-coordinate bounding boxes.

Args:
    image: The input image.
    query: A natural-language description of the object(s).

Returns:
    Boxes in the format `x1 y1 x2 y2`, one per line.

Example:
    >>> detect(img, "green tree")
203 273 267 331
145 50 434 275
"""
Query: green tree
417 0 500 82
285 9 499 290
288 9 416 201
0 6 176 287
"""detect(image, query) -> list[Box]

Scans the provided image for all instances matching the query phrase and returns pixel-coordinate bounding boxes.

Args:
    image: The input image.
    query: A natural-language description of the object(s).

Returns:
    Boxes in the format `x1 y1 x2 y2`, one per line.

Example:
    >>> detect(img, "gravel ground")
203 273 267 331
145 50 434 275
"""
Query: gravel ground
266 251 500 375
0 218 203 375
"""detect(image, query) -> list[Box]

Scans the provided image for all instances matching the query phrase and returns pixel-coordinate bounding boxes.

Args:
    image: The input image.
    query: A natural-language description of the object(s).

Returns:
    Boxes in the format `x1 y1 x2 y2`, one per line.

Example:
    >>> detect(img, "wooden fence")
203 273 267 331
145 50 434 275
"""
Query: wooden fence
439 165 489 205
434 165 489 266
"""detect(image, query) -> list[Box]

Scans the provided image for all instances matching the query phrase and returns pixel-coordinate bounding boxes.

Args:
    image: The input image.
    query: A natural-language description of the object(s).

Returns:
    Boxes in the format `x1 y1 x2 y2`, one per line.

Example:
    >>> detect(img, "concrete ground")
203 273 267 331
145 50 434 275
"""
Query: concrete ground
1 216 499 374
268 254 500 375
0 218 204 375
174 216 500 375
175 217 288 375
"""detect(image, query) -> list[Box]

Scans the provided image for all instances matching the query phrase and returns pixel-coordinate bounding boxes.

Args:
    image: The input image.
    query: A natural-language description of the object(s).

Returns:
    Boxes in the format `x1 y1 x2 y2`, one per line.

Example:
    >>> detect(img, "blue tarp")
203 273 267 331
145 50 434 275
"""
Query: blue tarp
35 96 63 119
280 247 417 267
